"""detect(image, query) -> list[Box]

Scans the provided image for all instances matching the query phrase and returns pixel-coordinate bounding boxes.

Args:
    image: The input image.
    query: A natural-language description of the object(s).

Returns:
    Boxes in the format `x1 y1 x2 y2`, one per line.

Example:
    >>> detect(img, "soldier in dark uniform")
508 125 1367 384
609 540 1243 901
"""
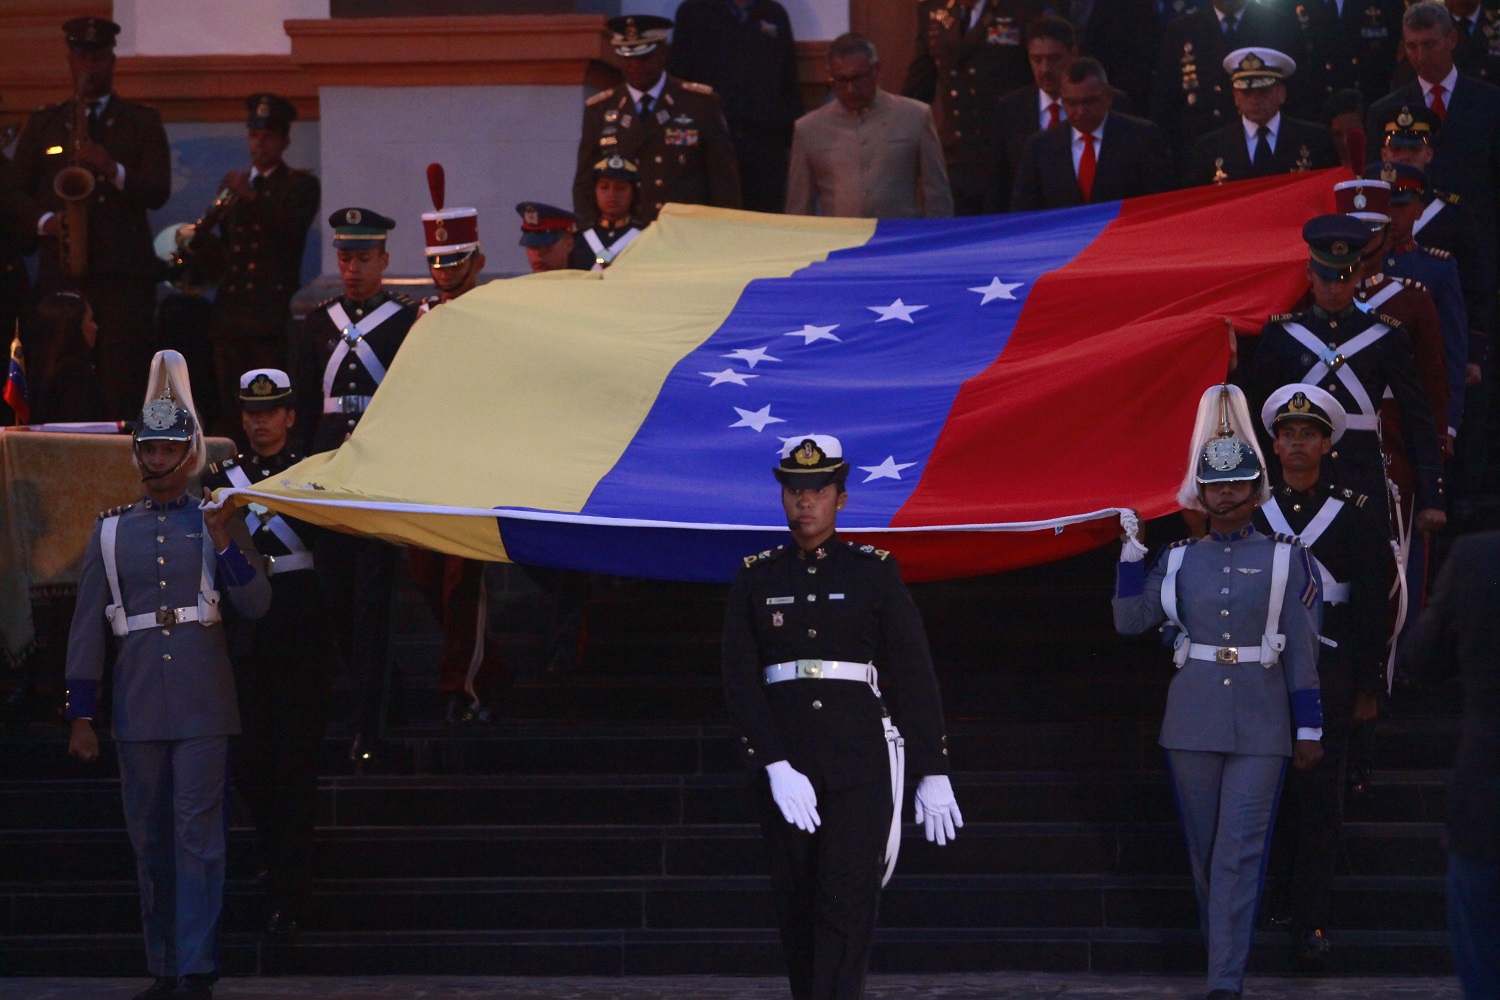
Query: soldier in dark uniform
9 17 171 419
723 434 959 1000
1151 0 1310 165
1283 0 1403 108
412 173 506 723
1236 216 1448 539
201 368 332 939
667 0 803 213
1253 385 1395 973
573 15 742 225
569 155 646 272
65 351 270 1000
902 0 1047 215
1114 384 1324 1000
1184 47 1339 187
204 94 320 441
1452 0 1500 84
289 208 417 768
514 202 586 274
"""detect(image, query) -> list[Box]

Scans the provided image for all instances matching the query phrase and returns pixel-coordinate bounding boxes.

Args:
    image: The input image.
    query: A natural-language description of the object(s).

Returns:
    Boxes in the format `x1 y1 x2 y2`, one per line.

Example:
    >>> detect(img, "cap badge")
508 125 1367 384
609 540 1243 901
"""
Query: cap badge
1352 192 1367 210
1380 163 1397 184
1204 437 1243 472
435 222 449 242
1397 108 1413 128
1331 240 1349 255
347 208 362 225
524 206 539 226
142 397 179 431
624 18 639 39
795 441 823 467
1240 53 1264 71
256 97 272 119
249 373 276 397
608 155 626 169
1289 392 1311 413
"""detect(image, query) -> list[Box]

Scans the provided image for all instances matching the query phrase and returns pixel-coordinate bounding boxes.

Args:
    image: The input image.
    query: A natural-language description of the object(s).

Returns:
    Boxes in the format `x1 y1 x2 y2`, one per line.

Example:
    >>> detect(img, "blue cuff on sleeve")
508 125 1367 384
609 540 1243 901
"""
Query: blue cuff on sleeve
1291 688 1324 731
215 540 256 587
66 679 97 720
1116 559 1145 598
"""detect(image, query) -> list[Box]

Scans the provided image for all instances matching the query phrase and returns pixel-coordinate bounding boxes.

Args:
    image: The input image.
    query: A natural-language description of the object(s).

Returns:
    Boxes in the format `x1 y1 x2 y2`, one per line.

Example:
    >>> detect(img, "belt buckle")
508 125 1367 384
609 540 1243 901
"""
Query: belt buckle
156 608 179 626
340 395 363 414
1216 647 1238 664
795 659 823 679
341 326 362 345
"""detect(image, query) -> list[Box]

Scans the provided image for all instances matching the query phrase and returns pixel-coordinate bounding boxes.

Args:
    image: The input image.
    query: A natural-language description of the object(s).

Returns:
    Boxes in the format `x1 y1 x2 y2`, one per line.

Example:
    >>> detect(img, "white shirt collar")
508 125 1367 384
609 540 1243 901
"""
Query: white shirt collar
1419 65 1460 97
626 75 668 109
249 163 281 183
1243 111 1281 140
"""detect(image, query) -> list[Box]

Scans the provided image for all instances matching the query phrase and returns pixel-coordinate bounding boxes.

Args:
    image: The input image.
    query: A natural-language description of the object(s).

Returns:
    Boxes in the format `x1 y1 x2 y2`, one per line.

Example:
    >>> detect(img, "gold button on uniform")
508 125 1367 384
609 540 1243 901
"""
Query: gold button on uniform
1223 678 1231 686
807 629 817 638
811 700 822 710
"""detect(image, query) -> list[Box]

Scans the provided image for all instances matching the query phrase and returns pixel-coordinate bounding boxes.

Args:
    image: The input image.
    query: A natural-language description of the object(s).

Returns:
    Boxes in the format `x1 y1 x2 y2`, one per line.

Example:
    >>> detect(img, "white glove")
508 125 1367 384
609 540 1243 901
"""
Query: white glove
765 760 821 832
914 774 963 846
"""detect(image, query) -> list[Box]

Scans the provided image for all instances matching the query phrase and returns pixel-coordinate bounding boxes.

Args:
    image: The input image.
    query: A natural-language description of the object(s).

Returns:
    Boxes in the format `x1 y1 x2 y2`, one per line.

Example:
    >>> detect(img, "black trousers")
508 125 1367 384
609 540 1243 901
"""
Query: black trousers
756 772 892 1000
84 275 158 420
315 532 401 736
232 571 334 915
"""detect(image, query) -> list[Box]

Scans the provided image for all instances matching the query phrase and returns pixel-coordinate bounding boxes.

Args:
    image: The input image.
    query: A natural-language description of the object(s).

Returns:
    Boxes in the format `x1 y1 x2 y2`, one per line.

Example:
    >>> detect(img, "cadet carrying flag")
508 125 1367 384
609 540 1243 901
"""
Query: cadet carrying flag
5 328 29 426
221 171 1339 582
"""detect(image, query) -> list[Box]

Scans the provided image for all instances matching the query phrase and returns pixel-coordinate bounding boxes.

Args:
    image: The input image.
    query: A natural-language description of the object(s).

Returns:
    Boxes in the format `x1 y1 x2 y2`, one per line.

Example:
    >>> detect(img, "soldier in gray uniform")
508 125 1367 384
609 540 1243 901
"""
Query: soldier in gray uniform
1113 385 1324 1000
65 350 270 1000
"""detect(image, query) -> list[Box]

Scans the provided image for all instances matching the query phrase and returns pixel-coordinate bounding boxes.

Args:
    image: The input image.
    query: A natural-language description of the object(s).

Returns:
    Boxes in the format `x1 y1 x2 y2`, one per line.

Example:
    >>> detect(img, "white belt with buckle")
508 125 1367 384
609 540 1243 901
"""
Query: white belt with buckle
1184 643 1265 664
268 552 315 575
763 659 878 685
122 605 207 632
323 394 373 414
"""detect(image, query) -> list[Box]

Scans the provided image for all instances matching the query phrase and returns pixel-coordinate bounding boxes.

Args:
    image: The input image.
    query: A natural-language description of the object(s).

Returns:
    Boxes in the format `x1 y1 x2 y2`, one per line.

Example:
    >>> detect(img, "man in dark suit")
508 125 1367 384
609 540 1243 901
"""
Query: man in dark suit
1151 0 1310 163
9 17 171 420
1399 530 1500 999
1066 0 1158 113
1369 2 1500 258
1185 47 1340 187
1011 58 1172 211
1291 0 1404 108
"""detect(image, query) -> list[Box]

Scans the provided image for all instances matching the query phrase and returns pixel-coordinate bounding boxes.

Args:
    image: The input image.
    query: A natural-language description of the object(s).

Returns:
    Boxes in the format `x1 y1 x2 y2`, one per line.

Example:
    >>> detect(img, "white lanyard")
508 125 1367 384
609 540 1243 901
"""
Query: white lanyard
1356 279 1403 313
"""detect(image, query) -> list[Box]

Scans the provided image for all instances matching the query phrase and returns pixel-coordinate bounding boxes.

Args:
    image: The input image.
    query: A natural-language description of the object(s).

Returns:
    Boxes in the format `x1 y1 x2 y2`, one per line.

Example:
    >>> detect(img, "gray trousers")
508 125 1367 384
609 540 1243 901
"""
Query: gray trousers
1166 749 1287 993
117 736 229 978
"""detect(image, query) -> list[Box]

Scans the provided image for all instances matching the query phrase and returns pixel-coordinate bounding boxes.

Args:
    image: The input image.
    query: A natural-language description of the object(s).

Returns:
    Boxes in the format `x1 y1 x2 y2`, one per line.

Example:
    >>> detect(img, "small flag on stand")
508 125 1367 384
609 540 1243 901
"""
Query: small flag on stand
5 325 30 425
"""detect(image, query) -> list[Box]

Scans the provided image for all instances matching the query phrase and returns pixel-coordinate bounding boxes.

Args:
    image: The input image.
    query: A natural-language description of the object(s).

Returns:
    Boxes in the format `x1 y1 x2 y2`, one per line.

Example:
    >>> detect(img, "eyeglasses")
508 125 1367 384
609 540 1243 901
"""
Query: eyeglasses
829 68 874 88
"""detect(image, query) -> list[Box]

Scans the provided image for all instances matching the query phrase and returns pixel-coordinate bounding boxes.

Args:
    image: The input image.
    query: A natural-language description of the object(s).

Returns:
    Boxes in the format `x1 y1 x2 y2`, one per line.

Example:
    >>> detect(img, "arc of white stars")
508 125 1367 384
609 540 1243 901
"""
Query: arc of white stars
723 346 781 368
868 299 927 323
969 278 1024 305
858 456 917 482
782 324 841 345
700 368 757 386
730 405 786 432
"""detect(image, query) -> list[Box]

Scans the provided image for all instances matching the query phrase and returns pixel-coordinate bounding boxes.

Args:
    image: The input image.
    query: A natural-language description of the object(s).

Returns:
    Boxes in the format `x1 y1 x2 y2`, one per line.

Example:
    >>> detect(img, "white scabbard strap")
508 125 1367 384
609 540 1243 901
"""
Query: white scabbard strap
881 717 905 888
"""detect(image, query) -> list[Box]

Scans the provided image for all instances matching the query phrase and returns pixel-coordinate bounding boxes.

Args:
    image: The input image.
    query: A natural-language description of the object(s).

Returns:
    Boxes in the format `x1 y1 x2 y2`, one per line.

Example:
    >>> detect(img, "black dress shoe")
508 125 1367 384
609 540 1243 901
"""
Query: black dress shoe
1204 991 1241 1000
170 974 214 999
1295 926 1332 973
131 978 177 1000
266 909 300 939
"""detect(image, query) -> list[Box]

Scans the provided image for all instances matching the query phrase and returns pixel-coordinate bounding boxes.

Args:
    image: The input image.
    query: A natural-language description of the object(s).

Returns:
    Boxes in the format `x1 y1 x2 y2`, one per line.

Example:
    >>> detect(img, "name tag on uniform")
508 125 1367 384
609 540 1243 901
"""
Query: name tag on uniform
186 532 204 538
766 596 794 605
1236 567 1261 574
830 593 845 600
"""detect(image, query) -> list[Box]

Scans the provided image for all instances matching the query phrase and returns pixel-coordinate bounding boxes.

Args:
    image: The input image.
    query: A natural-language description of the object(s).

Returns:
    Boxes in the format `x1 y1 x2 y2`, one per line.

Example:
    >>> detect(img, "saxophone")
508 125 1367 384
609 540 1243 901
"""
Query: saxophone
53 79 96 279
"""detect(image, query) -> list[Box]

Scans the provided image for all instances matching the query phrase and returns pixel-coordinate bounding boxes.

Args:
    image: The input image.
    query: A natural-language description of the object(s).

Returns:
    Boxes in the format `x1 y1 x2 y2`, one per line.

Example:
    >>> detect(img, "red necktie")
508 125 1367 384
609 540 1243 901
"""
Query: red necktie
1077 132 1096 202
1430 83 1447 121
1046 102 1061 128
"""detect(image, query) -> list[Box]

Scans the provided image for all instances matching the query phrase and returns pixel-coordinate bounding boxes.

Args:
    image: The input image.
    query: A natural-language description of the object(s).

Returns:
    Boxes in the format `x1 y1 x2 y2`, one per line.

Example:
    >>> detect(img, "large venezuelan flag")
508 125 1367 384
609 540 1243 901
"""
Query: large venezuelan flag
224 171 1337 582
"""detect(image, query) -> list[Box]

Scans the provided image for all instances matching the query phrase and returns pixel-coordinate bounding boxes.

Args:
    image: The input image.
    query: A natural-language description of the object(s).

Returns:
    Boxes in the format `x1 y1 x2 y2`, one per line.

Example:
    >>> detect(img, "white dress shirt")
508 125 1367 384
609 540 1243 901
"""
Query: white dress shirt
1038 88 1065 130
626 75 668 117
1071 118 1106 175
1242 112 1281 158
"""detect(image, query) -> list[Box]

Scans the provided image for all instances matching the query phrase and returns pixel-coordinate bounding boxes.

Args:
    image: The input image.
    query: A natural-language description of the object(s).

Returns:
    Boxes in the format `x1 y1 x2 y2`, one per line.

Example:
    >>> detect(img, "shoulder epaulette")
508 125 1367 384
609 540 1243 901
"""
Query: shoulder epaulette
1377 312 1404 329
585 89 613 107
1269 313 1294 323
391 292 415 306
314 294 340 310
1331 484 1371 507
97 503 134 520
1423 246 1452 261
1271 531 1301 546
1441 190 1461 206
844 541 892 561
1393 275 1428 293
742 544 785 568
1167 537 1194 550
680 81 715 95
205 457 237 476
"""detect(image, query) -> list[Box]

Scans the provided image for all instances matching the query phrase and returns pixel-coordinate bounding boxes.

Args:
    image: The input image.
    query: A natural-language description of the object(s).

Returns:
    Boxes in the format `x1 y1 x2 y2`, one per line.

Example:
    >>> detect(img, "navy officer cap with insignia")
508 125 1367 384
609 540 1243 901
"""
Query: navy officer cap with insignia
329 207 395 250
1222 47 1296 89
774 435 849 491
1261 383 1347 444
607 14 673 57
239 368 294 412
63 16 120 52
1365 160 1427 206
1302 213 1370 281
516 203 581 247
1382 104 1440 149
246 93 297 136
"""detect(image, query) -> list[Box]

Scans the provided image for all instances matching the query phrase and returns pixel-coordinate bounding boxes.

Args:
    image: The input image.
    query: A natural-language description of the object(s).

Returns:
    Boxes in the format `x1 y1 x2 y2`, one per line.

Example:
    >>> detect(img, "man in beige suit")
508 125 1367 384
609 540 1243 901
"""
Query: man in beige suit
785 33 954 219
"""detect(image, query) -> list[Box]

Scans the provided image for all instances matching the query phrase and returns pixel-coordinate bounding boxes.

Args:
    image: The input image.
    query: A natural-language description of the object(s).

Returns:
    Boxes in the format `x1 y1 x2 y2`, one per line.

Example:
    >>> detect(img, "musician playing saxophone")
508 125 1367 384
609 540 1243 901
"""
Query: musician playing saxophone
10 17 171 420
204 94 320 441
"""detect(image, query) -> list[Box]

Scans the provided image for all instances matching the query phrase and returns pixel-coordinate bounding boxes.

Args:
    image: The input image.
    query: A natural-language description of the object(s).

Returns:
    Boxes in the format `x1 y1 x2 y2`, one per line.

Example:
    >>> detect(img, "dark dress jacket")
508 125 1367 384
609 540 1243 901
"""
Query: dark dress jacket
1183 114 1340 187
1010 111 1174 211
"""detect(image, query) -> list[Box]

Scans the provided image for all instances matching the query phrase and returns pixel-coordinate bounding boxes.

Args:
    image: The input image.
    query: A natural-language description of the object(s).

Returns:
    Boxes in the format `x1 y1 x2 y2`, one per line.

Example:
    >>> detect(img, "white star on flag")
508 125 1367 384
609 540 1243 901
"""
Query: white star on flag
969 278 1024 305
782 324 841 345
700 368 757 386
858 456 917 482
868 299 927 323
722 346 782 368
730 405 787 432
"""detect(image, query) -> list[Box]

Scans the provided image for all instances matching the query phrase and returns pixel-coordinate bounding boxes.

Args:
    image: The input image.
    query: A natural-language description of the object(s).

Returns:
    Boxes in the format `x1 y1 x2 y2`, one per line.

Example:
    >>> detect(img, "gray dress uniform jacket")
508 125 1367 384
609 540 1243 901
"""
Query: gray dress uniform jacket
1113 525 1324 756
65 493 271 740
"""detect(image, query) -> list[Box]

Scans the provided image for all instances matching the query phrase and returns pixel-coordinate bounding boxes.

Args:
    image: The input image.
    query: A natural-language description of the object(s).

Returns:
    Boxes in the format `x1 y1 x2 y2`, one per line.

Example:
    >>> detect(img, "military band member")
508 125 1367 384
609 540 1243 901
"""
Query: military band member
289 207 417 768
517 202 587 274
568 155 645 272
413 172 506 723
65 351 270 1000
1183 48 1338 187
205 94 320 438
723 435 959 1000
1114 384 1323 1000
201 368 332 939
1253 385 1394 973
1234 214 1447 537
572 15 742 225
901 0 1047 215
9 17 171 419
